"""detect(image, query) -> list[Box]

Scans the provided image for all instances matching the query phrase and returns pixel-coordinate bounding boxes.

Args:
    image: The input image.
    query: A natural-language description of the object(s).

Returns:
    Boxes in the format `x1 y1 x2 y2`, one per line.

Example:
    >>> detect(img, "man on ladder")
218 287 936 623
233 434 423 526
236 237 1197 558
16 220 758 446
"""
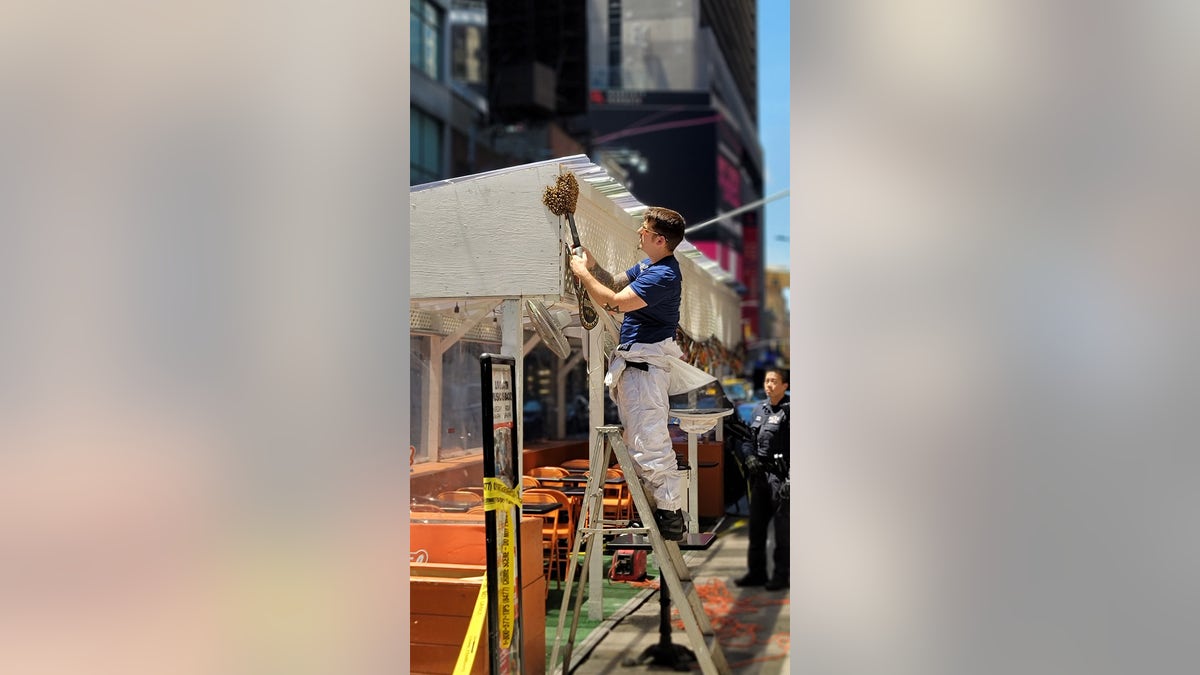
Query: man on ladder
561 206 731 675
570 206 702 540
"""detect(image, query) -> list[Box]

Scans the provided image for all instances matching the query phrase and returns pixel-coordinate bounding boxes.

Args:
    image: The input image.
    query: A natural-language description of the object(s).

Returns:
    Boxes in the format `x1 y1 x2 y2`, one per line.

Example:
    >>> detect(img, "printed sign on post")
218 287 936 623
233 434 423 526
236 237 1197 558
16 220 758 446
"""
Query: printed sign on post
479 354 524 674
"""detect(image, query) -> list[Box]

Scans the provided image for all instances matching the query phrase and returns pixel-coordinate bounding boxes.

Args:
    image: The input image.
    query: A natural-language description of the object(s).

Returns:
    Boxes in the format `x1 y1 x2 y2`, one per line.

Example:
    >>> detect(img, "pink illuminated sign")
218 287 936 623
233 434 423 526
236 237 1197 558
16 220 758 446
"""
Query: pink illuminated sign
717 155 742 209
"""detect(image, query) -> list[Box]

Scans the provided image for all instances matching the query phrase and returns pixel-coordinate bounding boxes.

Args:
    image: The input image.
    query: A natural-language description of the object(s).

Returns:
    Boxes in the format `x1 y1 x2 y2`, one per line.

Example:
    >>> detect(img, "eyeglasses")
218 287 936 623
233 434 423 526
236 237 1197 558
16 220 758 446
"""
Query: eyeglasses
638 225 663 239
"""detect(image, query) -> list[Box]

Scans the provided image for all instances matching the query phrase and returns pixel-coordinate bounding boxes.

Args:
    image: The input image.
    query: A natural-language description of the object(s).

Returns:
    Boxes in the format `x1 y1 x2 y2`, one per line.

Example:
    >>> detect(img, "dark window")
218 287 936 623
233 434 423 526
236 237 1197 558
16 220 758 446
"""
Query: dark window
411 0 442 80
607 0 622 88
410 107 442 184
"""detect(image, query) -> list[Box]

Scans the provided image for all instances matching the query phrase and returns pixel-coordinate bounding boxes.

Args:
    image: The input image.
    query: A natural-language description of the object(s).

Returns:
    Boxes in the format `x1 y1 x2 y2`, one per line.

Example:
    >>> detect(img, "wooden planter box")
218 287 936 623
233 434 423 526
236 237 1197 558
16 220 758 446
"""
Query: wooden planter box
410 515 546 675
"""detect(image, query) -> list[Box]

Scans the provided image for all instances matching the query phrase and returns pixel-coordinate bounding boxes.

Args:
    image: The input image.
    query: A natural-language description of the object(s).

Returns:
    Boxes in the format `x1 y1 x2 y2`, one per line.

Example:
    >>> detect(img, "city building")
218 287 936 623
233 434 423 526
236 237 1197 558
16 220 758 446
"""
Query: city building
412 0 576 183
584 0 765 347
414 0 768 364
411 0 487 182
762 265 790 364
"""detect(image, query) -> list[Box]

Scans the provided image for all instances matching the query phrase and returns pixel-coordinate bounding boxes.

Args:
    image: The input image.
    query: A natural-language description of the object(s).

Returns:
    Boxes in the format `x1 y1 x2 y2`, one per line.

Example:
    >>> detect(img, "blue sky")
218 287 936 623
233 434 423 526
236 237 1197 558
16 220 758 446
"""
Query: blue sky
758 1 790 269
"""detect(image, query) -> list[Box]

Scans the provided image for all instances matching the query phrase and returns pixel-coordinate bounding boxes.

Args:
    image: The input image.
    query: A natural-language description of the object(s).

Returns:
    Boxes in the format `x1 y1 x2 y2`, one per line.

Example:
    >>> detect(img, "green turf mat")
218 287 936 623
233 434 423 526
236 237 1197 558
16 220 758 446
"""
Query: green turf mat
542 552 660 672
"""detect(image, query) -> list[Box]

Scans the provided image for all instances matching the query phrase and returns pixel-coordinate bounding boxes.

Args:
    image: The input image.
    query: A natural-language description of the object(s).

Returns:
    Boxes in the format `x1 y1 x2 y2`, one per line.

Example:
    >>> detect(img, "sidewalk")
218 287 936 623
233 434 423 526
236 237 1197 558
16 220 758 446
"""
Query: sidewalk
557 514 790 674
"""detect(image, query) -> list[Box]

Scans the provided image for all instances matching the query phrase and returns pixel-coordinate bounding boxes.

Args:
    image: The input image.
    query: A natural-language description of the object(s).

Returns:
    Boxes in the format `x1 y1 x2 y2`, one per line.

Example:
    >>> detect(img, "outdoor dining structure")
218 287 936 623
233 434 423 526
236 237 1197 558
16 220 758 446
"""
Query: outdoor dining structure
408 155 742 674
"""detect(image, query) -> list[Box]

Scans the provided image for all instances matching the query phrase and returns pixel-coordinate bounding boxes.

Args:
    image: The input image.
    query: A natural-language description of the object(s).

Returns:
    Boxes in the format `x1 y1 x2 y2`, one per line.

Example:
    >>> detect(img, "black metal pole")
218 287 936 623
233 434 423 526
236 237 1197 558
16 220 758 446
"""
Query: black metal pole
658 578 672 647
632 576 695 671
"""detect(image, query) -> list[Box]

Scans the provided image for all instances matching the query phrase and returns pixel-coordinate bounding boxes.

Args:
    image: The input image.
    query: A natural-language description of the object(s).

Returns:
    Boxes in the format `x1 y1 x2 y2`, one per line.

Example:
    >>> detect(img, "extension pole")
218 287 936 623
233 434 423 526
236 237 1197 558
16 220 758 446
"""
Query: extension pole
683 189 790 235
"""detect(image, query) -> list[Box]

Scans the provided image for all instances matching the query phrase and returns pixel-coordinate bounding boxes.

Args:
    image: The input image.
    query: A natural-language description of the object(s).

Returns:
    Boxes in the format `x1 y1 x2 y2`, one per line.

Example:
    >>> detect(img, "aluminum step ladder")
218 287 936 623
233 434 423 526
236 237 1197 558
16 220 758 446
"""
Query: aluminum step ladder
549 425 730 675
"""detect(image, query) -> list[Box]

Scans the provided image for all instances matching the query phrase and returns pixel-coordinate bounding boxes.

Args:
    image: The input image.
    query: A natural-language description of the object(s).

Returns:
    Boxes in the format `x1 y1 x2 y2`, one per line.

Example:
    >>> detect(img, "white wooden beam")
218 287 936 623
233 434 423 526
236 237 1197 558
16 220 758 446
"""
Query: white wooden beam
432 299 502 358
555 350 585 439
523 334 540 356
424 335 443 461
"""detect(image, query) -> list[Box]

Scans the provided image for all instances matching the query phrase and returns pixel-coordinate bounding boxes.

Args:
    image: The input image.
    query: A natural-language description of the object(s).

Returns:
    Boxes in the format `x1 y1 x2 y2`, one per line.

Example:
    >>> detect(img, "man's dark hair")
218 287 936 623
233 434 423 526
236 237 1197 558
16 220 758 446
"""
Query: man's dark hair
644 206 686 251
765 367 790 384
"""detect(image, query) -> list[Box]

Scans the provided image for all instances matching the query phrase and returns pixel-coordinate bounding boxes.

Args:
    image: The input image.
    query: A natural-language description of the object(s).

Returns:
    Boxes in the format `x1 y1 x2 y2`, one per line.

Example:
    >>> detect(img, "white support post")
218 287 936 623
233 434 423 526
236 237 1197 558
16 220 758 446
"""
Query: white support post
687 432 700 533
587 325 605 620
555 354 567 440
424 336 443 461
587 330 604 460
501 298 523 473
687 390 700 533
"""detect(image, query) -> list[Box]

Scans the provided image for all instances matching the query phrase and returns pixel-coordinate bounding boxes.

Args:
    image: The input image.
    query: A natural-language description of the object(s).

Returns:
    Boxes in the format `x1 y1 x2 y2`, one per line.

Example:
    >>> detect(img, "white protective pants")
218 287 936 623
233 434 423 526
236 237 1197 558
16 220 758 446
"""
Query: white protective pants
613 363 684 511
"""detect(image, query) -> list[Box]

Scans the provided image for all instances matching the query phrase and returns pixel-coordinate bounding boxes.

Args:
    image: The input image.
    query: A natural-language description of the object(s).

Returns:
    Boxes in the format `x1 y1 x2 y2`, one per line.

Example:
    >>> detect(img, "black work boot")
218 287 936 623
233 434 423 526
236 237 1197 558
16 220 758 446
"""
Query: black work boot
764 576 790 591
653 508 686 541
734 572 768 587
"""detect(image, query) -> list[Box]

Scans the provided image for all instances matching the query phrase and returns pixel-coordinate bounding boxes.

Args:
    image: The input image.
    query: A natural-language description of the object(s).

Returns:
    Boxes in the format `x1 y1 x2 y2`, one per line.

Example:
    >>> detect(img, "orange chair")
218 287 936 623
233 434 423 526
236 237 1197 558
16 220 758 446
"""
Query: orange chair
529 466 569 489
526 488 575 580
530 468 581 528
436 490 483 506
582 468 631 524
522 491 563 591
560 458 590 472
602 467 633 522
521 475 541 489
457 486 486 498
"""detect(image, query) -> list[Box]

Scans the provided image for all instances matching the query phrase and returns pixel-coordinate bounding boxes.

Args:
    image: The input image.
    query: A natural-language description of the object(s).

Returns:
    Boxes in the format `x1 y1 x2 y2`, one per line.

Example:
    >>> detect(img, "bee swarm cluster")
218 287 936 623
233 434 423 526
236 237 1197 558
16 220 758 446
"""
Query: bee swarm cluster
542 172 579 216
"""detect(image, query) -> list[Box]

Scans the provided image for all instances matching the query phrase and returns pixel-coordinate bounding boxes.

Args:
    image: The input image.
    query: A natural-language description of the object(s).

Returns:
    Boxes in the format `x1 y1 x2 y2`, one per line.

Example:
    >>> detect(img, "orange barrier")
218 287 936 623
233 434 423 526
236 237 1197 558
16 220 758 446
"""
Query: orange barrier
410 515 546 675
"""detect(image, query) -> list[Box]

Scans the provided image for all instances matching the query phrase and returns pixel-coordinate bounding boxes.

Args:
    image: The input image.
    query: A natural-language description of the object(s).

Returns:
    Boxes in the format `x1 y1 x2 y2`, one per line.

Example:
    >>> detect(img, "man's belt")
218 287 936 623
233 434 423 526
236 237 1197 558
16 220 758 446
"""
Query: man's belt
617 342 650 371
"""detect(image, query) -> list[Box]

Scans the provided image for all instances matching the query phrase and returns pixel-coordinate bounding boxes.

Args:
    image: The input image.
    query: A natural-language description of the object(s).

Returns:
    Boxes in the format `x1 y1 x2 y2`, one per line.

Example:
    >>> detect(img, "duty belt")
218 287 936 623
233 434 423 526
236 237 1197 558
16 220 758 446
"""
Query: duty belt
756 454 787 477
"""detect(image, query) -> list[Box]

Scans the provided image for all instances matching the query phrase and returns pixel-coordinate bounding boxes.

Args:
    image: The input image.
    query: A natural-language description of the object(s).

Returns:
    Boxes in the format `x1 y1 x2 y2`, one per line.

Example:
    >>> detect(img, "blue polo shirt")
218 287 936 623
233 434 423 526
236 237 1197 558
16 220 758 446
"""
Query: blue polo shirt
619 255 681 344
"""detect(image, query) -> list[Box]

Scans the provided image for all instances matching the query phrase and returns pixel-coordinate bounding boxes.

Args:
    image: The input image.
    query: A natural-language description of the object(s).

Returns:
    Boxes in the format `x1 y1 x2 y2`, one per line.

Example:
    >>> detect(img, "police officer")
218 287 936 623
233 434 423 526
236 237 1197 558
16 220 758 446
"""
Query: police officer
735 367 790 590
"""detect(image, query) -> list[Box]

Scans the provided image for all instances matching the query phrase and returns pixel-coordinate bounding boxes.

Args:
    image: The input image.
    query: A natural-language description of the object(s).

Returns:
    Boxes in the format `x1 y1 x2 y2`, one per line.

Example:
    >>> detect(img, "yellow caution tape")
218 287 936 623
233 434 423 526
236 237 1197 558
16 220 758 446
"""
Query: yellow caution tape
498 513 516 649
480 475 523 648
482 477 521 510
452 578 488 675
481 477 522 653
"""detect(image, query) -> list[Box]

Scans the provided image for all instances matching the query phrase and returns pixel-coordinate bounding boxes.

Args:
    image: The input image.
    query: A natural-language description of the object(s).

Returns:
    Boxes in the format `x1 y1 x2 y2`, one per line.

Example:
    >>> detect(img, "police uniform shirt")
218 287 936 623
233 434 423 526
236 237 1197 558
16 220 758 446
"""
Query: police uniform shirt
746 397 789 460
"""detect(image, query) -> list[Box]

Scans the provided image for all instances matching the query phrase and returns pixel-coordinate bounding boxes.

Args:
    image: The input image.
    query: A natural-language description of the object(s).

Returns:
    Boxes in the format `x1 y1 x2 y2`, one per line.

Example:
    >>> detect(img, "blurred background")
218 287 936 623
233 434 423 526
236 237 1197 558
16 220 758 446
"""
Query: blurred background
2 1 1197 674
409 0 791 449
